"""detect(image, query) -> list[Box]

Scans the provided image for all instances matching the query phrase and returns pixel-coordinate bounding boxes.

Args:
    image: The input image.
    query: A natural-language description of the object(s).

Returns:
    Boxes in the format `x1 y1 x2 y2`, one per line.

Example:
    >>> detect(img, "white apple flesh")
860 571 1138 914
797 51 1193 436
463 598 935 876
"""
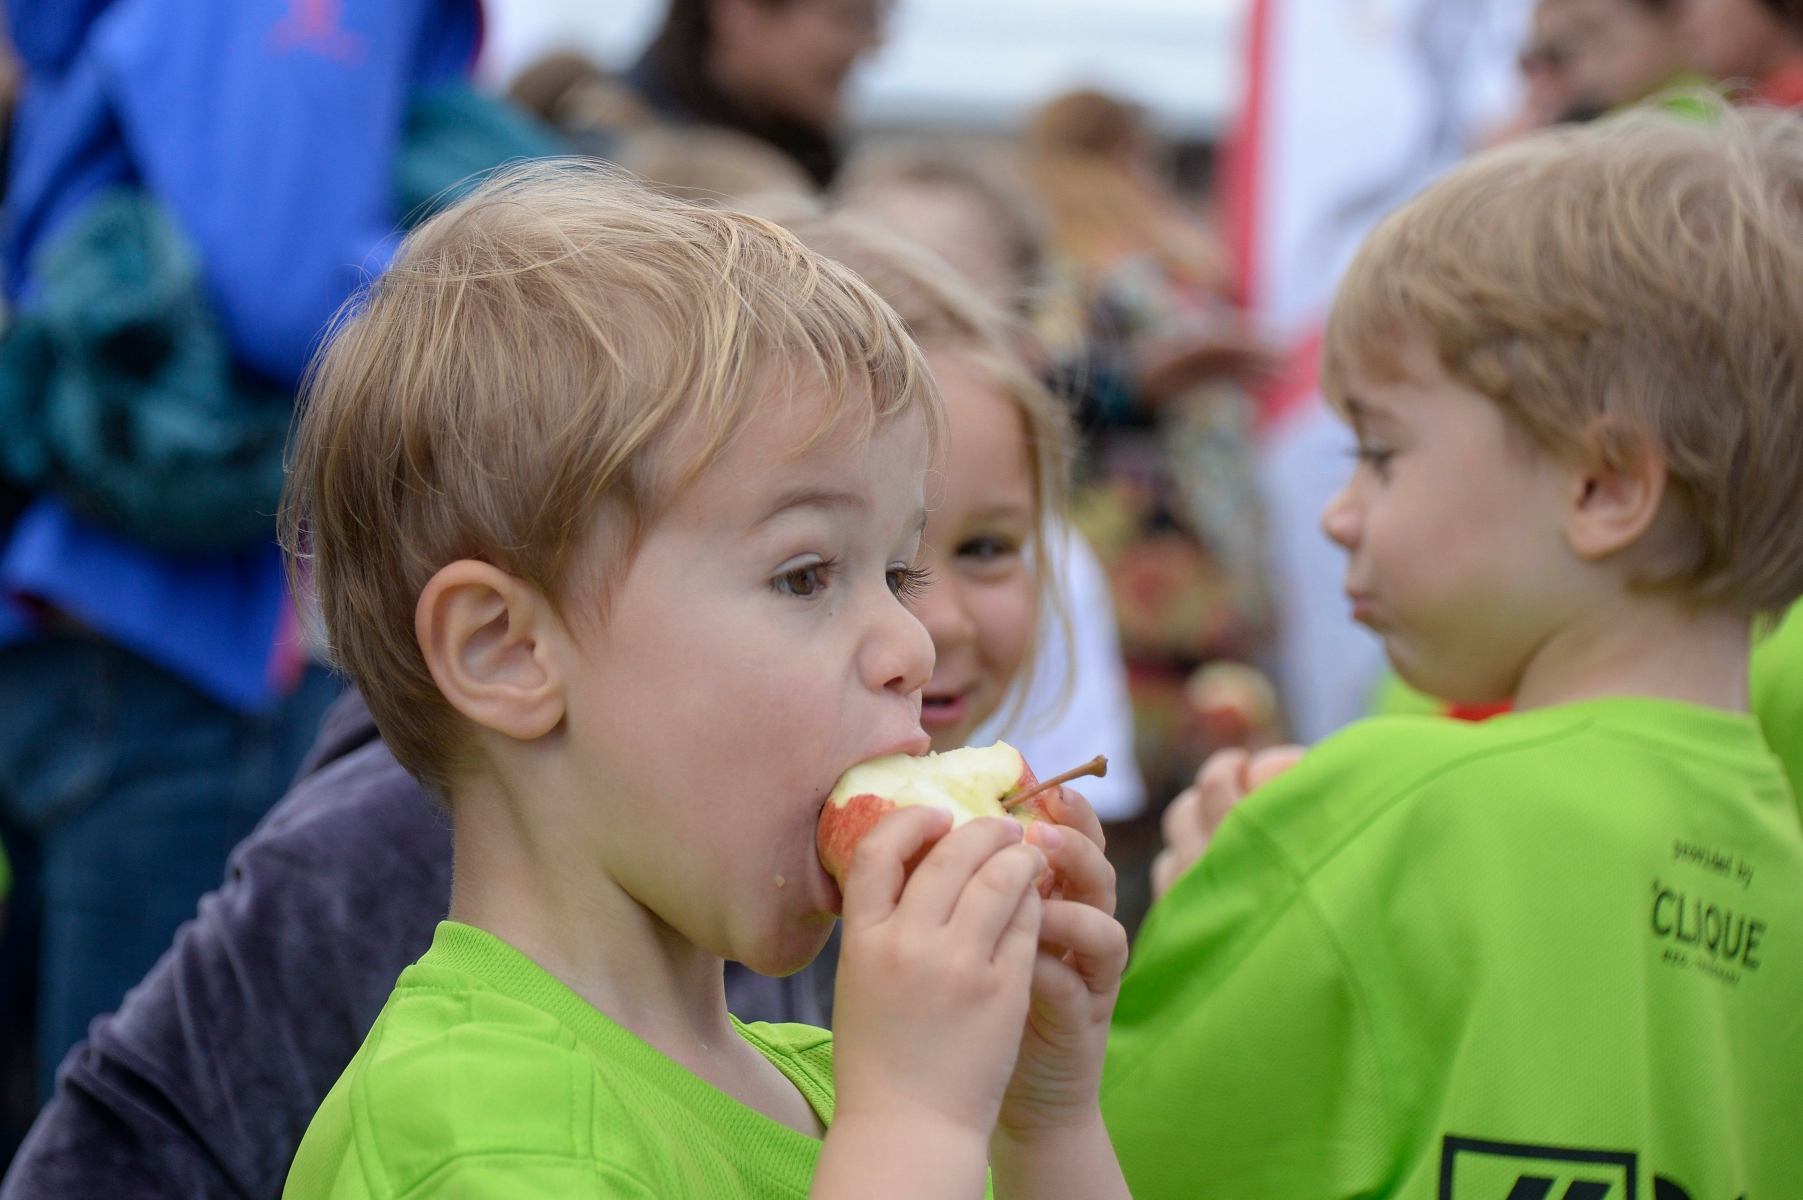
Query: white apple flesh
816 742 1053 890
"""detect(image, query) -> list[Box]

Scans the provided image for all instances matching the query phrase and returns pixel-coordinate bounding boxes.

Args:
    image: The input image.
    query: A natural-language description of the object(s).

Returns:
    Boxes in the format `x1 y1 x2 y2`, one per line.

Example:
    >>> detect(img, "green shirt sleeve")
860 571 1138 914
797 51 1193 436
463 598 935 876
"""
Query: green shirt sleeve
1103 726 1413 1198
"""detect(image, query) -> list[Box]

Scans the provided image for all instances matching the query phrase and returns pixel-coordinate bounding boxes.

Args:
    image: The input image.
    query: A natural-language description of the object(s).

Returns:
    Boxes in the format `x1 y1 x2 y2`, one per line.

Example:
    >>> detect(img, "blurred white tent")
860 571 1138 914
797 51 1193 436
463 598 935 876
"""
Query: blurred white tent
478 0 1242 135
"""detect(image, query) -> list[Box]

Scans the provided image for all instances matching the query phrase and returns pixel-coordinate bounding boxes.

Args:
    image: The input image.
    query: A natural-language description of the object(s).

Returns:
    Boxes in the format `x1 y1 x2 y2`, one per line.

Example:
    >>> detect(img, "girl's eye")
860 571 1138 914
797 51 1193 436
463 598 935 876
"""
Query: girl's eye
957 535 1018 563
1356 444 1394 473
774 560 833 597
887 564 931 604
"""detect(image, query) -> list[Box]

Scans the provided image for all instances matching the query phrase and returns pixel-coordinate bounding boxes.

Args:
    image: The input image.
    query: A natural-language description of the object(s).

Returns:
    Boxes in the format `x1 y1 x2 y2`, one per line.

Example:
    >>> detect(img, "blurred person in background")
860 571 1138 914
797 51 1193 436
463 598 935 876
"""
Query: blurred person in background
834 142 1149 824
631 0 887 188
509 52 816 201
1536 0 1700 119
1021 89 1281 807
1680 0 1803 105
0 0 564 1146
838 138 1046 312
512 0 891 193
1485 7 1584 141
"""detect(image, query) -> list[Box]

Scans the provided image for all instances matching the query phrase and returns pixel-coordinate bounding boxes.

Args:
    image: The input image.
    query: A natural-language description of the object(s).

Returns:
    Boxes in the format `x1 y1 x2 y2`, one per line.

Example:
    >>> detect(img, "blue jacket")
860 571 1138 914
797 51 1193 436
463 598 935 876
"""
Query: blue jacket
0 0 480 709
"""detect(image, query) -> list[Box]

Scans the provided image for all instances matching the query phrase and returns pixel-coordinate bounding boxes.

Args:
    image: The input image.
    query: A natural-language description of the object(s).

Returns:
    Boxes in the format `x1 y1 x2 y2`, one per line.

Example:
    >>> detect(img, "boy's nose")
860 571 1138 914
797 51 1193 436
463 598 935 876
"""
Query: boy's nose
1320 483 1361 550
863 592 937 699
909 572 977 658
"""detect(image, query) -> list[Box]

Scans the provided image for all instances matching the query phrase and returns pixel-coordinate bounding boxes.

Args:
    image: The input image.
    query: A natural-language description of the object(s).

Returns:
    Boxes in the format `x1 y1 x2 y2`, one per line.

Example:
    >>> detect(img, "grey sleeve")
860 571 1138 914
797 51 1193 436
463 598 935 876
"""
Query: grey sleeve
0 741 453 1200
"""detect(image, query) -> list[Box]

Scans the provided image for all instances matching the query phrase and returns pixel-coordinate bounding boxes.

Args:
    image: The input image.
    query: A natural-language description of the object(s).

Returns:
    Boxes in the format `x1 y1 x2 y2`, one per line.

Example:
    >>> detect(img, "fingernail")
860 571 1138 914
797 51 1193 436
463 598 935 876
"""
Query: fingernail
1033 823 1063 850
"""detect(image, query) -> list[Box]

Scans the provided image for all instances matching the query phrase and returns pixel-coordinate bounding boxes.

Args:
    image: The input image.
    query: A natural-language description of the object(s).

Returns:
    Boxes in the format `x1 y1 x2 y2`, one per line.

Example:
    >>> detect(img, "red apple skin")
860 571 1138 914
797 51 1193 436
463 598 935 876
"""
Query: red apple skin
816 792 898 889
816 762 1054 889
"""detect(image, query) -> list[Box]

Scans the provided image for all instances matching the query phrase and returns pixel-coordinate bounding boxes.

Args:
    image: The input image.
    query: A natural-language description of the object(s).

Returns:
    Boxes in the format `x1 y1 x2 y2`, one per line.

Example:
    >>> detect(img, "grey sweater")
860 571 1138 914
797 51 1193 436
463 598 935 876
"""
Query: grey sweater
0 692 822 1199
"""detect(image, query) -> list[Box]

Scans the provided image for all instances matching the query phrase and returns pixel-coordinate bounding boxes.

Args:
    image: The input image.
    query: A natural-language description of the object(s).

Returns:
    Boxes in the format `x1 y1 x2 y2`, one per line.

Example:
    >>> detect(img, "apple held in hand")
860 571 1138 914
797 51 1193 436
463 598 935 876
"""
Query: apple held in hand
817 742 1105 888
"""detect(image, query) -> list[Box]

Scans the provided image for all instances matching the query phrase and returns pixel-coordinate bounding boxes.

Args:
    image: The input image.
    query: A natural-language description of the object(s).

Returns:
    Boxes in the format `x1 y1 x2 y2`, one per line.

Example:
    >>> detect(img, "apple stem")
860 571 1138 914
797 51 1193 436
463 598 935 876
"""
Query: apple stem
1003 755 1108 810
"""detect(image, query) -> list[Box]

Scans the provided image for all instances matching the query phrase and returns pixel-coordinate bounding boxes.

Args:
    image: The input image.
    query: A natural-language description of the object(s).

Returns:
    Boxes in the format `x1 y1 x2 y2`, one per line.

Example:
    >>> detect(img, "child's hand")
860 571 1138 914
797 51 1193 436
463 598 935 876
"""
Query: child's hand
991 785 1133 1200
1151 744 1306 901
814 807 1046 1199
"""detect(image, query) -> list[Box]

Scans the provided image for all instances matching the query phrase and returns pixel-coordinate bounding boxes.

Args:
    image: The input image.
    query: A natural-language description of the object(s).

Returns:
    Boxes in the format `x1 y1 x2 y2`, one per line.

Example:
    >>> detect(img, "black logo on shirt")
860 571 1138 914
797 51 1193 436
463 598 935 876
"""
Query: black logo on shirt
1441 1136 1634 1200
1650 880 1768 985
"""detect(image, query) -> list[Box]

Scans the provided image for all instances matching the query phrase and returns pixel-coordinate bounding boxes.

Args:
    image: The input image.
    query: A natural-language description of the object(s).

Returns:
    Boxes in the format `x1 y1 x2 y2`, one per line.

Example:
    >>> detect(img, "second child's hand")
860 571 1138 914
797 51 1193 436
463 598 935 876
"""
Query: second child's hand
812 808 1046 1200
1151 745 1307 901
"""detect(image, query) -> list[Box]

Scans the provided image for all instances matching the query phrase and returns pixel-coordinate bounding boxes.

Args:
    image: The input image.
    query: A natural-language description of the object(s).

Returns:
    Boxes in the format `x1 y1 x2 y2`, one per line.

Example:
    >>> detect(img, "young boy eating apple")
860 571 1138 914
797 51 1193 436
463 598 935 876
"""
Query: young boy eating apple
279 163 1129 1199
1105 109 1803 1198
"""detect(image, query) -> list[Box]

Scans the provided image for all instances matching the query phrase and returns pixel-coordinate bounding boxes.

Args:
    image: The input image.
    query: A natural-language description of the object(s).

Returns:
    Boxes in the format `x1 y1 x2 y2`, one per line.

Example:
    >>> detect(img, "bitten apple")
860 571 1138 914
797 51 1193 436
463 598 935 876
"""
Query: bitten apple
817 742 1055 889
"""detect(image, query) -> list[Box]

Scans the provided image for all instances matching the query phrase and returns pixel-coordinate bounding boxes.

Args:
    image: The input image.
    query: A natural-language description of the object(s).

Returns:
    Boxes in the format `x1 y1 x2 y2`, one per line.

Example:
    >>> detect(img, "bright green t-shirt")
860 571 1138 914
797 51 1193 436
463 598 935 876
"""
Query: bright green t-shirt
1103 698 1803 1200
284 922 836 1199
1751 601 1803 812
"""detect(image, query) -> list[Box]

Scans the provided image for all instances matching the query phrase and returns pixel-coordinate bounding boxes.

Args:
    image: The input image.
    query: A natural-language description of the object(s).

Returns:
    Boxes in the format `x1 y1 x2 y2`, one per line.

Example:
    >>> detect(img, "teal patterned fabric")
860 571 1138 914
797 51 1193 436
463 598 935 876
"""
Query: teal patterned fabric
0 87 565 554
0 189 293 553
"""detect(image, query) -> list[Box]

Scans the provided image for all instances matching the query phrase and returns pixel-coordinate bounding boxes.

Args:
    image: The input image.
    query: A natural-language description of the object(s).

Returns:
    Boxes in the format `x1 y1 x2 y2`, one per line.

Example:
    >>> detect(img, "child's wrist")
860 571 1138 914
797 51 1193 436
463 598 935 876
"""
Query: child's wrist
989 1111 1125 1200
992 1102 1108 1150
820 1107 990 1190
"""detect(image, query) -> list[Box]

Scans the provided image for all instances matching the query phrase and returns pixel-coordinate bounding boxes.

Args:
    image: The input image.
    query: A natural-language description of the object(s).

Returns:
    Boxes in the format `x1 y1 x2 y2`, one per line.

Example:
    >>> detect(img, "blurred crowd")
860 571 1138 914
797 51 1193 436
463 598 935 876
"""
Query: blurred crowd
0 0 1798 1178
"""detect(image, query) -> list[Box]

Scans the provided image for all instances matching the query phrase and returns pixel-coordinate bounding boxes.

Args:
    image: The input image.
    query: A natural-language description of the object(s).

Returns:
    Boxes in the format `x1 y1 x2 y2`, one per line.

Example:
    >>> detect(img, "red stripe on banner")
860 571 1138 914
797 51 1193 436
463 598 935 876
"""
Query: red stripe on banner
1222 0 1271 312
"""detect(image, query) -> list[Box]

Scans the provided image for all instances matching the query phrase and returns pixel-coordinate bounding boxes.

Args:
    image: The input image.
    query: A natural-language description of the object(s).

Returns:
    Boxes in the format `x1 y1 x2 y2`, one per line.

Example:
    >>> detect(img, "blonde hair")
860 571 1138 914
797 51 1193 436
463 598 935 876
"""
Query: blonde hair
1324 104 1803 613
776 210 1077 725
283 161 938 790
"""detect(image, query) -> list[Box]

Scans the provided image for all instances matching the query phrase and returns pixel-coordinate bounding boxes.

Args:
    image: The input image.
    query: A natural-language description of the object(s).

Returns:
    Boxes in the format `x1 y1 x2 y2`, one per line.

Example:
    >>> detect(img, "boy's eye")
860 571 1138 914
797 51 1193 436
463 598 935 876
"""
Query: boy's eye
774 560 834 597
1356 444 1394 473
887 564 931 604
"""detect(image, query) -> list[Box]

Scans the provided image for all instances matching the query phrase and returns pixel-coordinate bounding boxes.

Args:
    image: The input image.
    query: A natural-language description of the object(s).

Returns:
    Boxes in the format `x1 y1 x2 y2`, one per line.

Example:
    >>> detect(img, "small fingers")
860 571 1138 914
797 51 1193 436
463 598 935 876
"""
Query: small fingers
1028 820 1116 916
1160 786 1205 857
1247 744 1307 791
1041 785 1106 852
948 841 1048 957
839 805 954 931
994 881 1045 980
1150 845 1185 902
1196 748 1254 839
1037 899 1130 995
895 816 1029 926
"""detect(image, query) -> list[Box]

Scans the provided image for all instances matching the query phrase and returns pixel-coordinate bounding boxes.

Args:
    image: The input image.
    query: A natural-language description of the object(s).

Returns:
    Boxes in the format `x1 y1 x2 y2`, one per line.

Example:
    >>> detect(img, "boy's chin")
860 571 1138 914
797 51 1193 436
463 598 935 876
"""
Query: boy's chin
735 918 837 980
1390 645 1516 711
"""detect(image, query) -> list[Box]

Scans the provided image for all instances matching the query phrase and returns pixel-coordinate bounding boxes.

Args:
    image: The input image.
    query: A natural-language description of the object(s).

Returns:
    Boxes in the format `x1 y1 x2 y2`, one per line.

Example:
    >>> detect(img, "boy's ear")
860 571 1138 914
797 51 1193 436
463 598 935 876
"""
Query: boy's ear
1563 436 1669 563
416 560 568 742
